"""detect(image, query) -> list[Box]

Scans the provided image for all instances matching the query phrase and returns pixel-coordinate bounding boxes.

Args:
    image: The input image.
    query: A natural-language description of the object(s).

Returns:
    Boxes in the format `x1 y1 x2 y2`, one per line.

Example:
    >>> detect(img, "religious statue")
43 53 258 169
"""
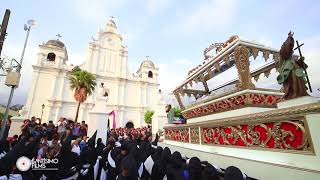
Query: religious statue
277 32 310 100
97 82 109 102
165 104 174 124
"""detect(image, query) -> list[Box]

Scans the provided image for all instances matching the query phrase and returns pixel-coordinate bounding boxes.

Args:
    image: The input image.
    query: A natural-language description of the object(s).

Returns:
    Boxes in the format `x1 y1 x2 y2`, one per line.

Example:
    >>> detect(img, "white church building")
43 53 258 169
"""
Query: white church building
17 18 167 131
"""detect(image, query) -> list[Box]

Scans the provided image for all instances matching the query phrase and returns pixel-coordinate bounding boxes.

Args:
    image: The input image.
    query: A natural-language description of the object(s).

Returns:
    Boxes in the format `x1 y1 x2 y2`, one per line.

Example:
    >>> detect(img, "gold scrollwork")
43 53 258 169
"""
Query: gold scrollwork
190 128 200 144
262 50 270 62
200 120 310 152
234 46 255 90
251 48 259 60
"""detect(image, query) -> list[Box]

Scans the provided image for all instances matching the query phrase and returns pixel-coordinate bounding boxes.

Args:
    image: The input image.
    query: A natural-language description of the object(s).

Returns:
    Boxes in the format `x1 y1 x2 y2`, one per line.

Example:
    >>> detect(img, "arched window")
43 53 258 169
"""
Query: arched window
47 53 56 61
148 71 153 78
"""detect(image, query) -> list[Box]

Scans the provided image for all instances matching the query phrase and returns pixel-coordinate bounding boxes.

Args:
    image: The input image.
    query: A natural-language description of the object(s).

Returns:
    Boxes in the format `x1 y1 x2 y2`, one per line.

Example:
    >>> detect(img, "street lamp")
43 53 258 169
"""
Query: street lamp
40 104 45 124
0 19 36 140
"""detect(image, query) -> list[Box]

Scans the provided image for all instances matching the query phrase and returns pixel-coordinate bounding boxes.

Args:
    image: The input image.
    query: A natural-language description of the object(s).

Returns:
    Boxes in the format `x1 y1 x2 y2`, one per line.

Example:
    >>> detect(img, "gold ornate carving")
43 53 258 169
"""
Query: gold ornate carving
176 103 320 130
214 63 221 72
251 48 259 60
224 54 230 65
190 127 200 144
264 69 271 78
254 74 260 82
234 46 255 90
262 50 270 61
200 119 311 152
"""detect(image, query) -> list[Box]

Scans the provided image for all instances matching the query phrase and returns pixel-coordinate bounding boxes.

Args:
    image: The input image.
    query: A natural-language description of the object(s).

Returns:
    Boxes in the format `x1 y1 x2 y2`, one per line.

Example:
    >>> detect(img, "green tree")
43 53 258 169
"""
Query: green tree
144 110 154 124
173 107 183 118
69 67 96 122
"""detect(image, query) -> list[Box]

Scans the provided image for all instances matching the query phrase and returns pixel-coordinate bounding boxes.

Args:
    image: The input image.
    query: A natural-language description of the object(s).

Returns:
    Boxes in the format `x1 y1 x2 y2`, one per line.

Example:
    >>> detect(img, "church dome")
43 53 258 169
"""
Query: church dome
141 57 155 68
45 39 65 48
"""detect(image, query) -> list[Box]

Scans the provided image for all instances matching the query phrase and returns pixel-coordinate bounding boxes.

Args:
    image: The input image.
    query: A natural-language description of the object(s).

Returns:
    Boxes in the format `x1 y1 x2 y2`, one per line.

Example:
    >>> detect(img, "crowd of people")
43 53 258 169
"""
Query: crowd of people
0 116 251 180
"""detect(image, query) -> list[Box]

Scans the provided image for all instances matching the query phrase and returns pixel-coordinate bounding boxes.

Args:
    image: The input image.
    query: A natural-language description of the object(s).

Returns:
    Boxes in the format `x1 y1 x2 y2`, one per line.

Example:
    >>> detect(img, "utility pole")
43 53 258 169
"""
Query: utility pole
0 19 36 140
0 9 10 58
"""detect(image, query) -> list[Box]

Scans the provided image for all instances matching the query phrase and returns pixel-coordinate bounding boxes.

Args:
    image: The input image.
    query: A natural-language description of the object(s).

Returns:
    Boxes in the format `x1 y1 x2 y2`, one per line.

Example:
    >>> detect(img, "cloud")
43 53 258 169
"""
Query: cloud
302 35 320 96
175 0 237 34
68 51 85 66
158 58 195 92
68 0 127 24
173 58 193 66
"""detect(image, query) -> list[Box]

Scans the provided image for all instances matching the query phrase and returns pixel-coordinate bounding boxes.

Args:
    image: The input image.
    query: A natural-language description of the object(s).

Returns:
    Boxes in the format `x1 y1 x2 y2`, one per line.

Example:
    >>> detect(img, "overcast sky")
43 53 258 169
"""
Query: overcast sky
0 0 319 105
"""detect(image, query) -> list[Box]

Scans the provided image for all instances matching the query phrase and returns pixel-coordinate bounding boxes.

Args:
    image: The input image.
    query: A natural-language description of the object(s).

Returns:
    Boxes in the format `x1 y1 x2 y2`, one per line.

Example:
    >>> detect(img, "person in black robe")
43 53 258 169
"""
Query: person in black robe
96 138 105 156
117 154 138 180
0 136 36 180
107 147 121 180
56 134 80 179
151 147 171 180
200 162 220 180
224 166 245 180
0 139 9 159
187 157 202 180
141 146 163 180
115 140 129 174
166 151 186 180
79 131 98 180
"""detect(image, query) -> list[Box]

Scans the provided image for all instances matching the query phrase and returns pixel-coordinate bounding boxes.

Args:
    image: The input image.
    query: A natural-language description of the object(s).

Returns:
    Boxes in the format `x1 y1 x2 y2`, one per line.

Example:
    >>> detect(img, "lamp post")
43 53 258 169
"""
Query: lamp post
0 19 36 140
40 104 45 124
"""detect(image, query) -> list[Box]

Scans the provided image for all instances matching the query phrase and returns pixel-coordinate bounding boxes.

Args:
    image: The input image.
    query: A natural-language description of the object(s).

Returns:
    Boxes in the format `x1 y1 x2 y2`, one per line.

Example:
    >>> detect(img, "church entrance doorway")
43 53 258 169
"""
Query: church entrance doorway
125 122 134 129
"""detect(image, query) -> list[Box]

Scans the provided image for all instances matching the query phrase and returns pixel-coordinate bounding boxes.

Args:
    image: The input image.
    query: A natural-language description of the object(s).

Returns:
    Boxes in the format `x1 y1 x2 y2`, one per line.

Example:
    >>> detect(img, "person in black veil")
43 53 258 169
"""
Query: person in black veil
200 162 220 180
187 157 202 180
107 146 120 180
151 146 163 163
56 134 80 180
0 120 11 159
151 147 171 180
79 130 98 180
224 166 245 180
166 151 185 180
0 139 9 159
141 146 163 180
117 154 138 180
0 135 35 180
115 140 129 174
96 137 105 156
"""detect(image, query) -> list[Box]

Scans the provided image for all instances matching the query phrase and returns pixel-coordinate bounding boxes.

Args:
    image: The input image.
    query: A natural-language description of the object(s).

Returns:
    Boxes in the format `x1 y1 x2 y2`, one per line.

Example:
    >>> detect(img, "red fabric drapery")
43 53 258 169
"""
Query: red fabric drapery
108 110 116 129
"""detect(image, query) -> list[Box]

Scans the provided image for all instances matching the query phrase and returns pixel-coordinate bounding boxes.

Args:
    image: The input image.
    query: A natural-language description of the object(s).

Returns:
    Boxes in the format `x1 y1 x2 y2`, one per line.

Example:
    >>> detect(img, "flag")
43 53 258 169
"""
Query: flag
108 110 116 129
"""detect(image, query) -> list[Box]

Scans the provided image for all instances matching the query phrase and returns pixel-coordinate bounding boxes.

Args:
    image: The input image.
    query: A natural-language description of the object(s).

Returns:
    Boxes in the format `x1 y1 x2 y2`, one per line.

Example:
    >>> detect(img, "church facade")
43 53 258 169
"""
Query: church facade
19 19 167 128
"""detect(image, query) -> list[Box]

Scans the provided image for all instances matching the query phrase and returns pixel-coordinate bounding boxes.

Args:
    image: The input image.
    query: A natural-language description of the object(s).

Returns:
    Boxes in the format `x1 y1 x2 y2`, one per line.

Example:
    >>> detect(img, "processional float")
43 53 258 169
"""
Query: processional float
162 33 320 180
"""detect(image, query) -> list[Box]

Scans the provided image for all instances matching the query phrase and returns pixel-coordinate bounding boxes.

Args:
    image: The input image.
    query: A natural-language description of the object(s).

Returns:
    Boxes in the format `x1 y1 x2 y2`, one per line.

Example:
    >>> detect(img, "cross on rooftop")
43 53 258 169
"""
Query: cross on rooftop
56 34 62 40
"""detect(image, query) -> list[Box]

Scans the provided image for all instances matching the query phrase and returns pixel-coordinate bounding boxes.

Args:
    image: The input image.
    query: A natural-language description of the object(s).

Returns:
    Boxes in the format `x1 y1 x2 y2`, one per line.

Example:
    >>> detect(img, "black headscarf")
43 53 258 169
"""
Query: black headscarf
150 147 171 180
118 154 138 180
201 163 220 180
187 157 202 180
167 151 185 180
87 130 97 148
96 138 105 155
224 166 244 180
0 140 9 154
151 146 163 162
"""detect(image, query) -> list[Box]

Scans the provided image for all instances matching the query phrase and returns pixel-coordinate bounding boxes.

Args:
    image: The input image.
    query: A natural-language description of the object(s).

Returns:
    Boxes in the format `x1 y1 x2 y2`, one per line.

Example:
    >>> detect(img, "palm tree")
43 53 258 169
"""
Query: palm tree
68 67 96 122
